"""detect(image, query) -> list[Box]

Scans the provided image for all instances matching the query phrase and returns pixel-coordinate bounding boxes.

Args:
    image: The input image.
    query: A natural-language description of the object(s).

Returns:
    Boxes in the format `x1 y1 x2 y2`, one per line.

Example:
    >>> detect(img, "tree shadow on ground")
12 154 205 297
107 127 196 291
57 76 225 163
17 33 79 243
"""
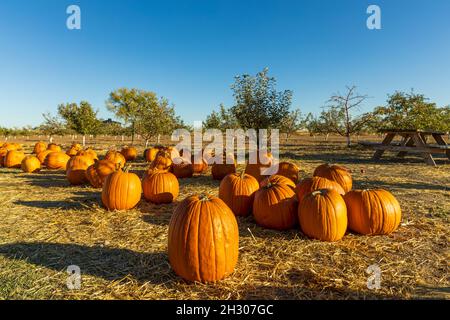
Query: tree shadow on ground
0 242 175 284
240 267 400 300
13 192 101 210
354 179 449 192
140 201 178 226
22 171 69 188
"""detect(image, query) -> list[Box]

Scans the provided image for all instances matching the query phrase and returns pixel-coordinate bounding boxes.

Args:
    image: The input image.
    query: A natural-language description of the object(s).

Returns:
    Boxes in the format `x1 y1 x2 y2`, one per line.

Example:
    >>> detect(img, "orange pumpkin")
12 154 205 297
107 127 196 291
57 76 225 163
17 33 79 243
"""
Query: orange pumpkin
47 143 62 153
77 148 98 161
104 150 126 169
71 143 83 151
150 150 173 171
295 176 345 203
219 172 259 217
313 163 352 193
298 189 348 242
144 146 164 162
37 150 53 164
274 161 300 183
66 155 96 185
191 154 208 174
172 158 194 178
168 194 239 282
211 152 236 180
45 152 71 170
253 175 298 230
4 150 25 168
344 189 401 235
21 155 41 173
86 160 117 188
121 146 137 161
142 169 179 204
244 151 274 182
101 166 142 211
66 147 79 157
33 142 47 154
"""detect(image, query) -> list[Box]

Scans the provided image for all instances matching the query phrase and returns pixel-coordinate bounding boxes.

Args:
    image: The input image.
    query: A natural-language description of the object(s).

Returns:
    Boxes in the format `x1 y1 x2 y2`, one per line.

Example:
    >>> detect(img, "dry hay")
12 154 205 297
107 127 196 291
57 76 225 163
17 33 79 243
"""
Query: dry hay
0 136 449 300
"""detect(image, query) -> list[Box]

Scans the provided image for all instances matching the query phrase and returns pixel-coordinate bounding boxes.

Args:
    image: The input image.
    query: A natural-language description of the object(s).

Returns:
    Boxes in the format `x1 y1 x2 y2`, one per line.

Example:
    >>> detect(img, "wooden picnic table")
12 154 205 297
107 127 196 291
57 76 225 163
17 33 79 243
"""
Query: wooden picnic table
359 129 450 166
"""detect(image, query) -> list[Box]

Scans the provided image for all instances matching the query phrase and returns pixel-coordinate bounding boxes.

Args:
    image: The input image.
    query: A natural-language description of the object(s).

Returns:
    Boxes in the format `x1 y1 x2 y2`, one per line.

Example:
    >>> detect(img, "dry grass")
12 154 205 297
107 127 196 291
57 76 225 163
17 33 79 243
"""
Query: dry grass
0 135 449 300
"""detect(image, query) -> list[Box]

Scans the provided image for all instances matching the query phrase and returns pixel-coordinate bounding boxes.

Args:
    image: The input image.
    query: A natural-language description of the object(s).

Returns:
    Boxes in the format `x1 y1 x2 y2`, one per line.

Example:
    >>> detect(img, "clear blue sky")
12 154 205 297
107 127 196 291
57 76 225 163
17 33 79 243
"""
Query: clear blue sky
1 0 449 128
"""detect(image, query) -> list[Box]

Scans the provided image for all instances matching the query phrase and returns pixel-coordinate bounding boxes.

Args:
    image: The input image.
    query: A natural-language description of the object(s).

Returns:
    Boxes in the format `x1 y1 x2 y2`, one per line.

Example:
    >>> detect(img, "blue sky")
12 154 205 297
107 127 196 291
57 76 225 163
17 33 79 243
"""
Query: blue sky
1 0 449 128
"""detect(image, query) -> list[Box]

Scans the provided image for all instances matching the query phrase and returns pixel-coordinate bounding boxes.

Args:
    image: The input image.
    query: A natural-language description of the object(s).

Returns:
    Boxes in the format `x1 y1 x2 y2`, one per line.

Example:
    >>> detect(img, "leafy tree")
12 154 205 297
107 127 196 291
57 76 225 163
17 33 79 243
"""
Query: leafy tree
39 113 67 143
203 104 238 131
230 68 292 146
98 119 126 136
58 101 101 146
107 88 146 144
279 109 305 142
373 91 450 132
137 96 182 147
321 86 373 147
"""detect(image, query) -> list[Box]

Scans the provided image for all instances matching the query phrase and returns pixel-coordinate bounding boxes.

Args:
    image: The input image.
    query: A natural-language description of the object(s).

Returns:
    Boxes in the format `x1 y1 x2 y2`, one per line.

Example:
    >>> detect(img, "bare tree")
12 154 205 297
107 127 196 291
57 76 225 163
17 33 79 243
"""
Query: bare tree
323 86 372 147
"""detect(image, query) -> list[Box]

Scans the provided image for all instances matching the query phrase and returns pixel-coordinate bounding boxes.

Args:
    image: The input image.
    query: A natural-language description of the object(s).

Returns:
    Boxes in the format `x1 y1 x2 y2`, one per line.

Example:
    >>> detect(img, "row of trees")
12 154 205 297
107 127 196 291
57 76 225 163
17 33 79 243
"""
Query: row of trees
2 68 449 147
35 89 187 146
203 70 450 147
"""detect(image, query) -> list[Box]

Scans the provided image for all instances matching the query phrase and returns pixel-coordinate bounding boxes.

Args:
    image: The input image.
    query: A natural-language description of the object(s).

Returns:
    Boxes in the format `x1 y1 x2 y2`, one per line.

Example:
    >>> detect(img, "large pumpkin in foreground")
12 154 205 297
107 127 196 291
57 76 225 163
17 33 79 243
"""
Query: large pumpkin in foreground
142 169 179 204
168 194 239 282
102 167 142 211
295 176 345 203
219 172 259 217
344 189 401 235
253 175 298 230
298 189 348 242
313 163 352 193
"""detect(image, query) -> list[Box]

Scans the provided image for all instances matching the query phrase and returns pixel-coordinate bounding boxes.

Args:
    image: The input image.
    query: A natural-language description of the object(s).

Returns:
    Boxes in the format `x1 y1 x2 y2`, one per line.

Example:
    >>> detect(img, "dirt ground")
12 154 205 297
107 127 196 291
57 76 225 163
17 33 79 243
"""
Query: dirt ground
0 135 448 300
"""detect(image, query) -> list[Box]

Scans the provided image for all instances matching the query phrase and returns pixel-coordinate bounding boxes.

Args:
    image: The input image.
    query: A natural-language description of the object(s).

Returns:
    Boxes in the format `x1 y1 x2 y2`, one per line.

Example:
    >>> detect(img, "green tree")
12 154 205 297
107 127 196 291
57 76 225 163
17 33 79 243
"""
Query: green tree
203 104 238 131
279 109 305 142
373 91 450 132
58 101 101 146
230 68 292 146
39 113 67 143
107 88 146 144
137 96 182 147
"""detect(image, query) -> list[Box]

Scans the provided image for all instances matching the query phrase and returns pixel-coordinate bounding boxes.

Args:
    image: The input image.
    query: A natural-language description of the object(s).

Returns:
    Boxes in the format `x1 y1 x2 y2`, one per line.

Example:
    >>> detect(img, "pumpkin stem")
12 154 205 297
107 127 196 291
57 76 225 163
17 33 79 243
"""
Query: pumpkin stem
312 189 327 196
199 194 210 201
123 164 131 172
240 171 246 179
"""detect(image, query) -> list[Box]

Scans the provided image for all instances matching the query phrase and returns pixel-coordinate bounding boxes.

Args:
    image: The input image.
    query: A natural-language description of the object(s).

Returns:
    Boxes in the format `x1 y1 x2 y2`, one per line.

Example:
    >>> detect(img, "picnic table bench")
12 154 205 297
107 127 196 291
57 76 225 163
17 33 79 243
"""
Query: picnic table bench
359 129 450 166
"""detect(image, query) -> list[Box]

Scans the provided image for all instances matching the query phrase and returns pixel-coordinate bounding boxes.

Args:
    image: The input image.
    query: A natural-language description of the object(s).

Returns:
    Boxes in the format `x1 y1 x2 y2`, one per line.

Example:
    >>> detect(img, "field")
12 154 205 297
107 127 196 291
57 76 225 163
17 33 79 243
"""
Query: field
0 135 449 300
